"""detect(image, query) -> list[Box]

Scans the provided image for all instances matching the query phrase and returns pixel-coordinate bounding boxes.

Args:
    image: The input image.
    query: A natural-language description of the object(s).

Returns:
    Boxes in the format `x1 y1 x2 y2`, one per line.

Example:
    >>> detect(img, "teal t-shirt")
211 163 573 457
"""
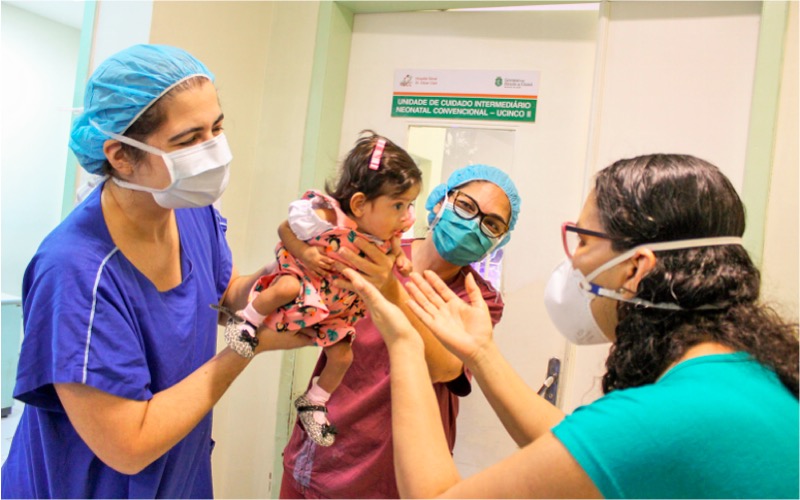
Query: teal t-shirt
552 352 799 499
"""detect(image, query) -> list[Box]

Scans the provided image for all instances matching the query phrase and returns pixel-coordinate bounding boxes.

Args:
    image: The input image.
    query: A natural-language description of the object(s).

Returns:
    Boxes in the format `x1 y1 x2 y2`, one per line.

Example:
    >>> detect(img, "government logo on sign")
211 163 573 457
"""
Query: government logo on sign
495 77 503 87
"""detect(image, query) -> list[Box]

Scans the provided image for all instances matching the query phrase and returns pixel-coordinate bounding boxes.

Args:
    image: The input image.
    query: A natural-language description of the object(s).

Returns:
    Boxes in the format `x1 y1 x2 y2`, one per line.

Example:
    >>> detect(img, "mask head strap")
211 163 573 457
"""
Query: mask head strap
480 233 503 260
582 236 744 310
90 119 166 157
369 139 386 170
428 191 450 231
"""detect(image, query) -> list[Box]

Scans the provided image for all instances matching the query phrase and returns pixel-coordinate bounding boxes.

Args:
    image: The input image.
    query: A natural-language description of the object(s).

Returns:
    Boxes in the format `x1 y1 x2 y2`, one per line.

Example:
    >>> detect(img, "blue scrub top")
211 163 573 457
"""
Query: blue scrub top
1 182 233 499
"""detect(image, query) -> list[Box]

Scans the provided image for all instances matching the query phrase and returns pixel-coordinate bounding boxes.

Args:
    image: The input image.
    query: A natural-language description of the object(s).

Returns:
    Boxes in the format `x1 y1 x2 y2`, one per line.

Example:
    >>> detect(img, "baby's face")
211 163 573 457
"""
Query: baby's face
354 184 420 240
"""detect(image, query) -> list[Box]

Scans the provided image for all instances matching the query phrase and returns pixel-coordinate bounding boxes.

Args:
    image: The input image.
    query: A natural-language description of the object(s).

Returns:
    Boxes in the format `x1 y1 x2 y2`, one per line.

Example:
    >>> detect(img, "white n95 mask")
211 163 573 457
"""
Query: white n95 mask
544 259 610 345
543 236 744 345
92 121 232 209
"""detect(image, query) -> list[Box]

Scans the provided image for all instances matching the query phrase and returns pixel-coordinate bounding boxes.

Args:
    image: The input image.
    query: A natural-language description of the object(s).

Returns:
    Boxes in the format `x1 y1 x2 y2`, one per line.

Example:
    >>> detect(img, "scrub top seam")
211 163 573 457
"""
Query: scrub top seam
83 246 120 383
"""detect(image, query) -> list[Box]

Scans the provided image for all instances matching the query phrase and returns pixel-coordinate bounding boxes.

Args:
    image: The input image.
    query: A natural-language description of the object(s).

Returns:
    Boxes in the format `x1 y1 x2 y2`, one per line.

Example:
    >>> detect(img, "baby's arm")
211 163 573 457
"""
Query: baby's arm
391 236 413 276
279 204 337 276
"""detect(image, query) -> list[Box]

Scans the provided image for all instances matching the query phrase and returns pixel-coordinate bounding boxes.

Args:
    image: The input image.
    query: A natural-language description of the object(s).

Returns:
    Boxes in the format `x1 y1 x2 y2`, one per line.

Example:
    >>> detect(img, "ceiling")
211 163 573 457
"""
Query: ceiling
0 0 598 31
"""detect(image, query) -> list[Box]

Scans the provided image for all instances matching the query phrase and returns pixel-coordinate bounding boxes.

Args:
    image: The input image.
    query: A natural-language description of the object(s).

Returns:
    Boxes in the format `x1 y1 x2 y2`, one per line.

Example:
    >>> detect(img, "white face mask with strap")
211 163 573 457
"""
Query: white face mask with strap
543 236 744 345
93 120 233 209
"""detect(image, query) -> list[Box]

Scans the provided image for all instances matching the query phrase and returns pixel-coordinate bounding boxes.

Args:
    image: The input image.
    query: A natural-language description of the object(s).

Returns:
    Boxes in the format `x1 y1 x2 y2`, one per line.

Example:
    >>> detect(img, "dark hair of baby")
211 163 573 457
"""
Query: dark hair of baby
326 130 422 216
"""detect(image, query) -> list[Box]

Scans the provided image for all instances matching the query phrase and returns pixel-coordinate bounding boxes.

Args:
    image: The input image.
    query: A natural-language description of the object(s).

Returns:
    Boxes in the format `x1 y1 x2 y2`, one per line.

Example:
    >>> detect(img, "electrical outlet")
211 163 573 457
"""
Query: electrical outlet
543 357 561 406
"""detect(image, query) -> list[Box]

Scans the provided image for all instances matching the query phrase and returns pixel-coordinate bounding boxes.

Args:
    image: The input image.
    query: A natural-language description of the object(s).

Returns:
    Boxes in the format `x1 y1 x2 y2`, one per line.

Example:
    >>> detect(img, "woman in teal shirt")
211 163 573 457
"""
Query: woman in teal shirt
339 154 798 498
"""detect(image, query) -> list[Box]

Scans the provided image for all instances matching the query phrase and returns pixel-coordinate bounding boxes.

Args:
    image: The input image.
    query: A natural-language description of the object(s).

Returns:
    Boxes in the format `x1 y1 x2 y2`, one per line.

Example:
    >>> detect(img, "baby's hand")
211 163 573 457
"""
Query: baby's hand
300 246 335 277
391 236 413 276
395 252 413 276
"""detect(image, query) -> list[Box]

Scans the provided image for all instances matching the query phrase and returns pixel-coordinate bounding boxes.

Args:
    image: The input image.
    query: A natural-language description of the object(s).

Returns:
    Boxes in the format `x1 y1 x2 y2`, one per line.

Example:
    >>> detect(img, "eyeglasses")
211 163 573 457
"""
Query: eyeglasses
448 190 510 238
561 222 613 259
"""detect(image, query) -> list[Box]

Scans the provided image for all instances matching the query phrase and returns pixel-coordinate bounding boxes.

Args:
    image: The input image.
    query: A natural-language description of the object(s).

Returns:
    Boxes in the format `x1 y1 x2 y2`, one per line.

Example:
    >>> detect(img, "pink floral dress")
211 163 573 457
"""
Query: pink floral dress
250 190 392 347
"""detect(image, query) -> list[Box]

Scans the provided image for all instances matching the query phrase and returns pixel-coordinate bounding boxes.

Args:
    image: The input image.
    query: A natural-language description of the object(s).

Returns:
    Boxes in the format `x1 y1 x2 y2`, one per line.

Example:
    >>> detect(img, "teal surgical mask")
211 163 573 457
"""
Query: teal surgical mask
431 201 500 266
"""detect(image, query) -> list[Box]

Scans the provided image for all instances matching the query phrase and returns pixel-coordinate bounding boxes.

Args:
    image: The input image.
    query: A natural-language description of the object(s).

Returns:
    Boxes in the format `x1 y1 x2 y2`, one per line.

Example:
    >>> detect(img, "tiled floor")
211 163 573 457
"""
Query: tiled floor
2 400 24 464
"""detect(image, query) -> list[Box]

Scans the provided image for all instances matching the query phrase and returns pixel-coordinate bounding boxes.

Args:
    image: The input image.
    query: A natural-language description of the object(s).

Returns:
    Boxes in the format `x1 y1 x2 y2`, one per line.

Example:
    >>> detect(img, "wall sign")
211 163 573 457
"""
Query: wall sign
392 69 539 123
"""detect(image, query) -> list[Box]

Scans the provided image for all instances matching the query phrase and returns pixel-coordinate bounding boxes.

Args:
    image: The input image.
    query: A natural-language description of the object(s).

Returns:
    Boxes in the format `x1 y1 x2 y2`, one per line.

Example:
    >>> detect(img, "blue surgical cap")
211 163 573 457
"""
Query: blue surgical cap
425 164 521 247
69 44 214 174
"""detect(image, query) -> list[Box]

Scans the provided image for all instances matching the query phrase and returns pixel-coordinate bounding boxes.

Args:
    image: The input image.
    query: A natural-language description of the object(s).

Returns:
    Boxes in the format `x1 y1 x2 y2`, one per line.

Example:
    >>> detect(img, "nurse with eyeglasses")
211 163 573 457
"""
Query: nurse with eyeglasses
449 189 510 238
279 164 521 499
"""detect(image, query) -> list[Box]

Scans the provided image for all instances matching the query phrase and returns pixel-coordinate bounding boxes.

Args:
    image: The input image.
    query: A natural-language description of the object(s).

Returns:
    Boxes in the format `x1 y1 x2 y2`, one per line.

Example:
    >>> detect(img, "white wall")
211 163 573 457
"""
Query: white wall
563 0 764 413
592 1 761 186
1 4 80 296
91 1 152 71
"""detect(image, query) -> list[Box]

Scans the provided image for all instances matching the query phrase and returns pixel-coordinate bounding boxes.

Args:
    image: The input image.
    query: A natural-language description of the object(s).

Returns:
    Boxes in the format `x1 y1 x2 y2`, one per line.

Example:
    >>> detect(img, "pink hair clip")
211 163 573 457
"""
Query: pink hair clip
369 139 386 170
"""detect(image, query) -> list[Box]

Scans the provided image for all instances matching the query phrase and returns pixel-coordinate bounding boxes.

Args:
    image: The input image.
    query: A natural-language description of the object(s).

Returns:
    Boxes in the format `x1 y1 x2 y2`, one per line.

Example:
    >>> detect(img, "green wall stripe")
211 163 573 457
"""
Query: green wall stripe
298 2 355 193
273 3 355 496
61 0 96 220
741 1 789 267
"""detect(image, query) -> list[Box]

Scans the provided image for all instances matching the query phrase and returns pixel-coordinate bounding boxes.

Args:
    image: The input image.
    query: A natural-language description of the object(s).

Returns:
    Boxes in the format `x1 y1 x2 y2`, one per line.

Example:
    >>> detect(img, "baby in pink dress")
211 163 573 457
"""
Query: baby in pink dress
227 132 421 446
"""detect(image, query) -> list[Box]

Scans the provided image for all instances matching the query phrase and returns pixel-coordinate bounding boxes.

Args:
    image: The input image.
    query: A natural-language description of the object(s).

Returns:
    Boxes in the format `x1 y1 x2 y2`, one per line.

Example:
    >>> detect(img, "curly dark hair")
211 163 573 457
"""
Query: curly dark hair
594 154 798 397
326 130 422 216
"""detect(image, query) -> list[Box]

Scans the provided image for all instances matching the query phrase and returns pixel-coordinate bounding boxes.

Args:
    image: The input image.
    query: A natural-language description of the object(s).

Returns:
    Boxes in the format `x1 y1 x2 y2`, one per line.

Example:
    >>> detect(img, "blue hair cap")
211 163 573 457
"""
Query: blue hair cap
69 44 214 174
425 164 521 247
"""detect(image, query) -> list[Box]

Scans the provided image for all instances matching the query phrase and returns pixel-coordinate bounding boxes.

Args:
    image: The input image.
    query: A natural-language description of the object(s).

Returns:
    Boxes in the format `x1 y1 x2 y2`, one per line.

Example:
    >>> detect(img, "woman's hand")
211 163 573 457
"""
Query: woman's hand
405 270 494 363
335 237 400 296
339 267 422 349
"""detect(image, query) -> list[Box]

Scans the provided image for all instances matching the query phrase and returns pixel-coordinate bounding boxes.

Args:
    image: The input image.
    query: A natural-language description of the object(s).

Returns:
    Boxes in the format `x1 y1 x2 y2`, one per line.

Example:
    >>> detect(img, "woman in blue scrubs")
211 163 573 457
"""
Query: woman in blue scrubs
1 44 313 499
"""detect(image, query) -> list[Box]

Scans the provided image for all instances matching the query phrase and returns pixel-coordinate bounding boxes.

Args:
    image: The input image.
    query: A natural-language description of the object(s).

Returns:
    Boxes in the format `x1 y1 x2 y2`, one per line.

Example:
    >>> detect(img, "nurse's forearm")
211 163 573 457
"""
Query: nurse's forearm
383 279 464 383
221 264 270 315
388 337 462 498
56 348 250 475
468 341 566 446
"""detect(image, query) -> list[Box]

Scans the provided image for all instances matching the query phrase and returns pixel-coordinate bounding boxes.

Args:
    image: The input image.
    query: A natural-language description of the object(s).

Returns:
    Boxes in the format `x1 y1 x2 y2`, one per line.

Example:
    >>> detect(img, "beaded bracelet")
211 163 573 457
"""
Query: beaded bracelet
223 320 258 359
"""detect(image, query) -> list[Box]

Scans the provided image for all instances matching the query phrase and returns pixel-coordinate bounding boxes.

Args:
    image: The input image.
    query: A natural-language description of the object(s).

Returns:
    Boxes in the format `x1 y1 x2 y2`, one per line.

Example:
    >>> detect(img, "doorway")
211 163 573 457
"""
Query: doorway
406 125 515 290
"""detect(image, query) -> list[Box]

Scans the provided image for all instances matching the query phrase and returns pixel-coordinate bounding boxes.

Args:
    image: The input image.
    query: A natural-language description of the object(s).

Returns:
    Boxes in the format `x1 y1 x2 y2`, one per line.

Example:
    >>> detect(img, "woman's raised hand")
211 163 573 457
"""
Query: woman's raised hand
405 270 494 363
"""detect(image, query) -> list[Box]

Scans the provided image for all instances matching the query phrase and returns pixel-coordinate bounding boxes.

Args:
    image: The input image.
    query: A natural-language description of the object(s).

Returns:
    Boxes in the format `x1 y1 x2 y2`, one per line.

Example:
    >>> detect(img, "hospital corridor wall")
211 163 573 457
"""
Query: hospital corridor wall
0 4 80 301
0 2 81 445
0 1 796 499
